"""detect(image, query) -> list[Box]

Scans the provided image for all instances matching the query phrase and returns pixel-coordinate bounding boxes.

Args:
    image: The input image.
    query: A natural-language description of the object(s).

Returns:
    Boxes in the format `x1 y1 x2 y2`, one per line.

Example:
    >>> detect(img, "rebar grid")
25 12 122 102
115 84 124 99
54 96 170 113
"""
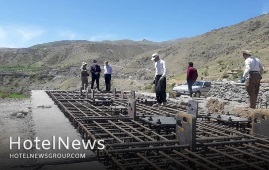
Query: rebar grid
46 90 269 170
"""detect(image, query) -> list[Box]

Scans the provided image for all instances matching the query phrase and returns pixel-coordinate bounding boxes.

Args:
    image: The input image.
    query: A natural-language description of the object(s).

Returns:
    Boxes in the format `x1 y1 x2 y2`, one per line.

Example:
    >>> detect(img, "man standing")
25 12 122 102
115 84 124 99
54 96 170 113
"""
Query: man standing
186 62 198 97
90 60 101 91
104 61 112 92
80 62 89 90
151 53 167 106
242 50 264 109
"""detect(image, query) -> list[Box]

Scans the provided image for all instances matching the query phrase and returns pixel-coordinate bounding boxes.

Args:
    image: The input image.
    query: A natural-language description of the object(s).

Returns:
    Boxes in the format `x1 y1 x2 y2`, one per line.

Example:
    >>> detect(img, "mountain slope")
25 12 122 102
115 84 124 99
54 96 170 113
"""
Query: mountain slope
125 14 269 81
0 40 164 68
0 14 269 95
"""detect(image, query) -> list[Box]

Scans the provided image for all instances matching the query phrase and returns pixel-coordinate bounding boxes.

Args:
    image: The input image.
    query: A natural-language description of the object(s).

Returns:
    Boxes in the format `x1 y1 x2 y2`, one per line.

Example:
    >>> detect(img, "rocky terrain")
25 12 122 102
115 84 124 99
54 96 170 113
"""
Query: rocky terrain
0 98 33 169
202 81 269 117
208 82 269 104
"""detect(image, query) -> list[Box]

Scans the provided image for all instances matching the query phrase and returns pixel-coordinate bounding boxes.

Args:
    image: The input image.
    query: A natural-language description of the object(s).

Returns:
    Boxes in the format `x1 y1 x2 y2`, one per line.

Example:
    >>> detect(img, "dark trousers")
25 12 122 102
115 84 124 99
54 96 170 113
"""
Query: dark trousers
155 75 166 104
91 75 100 90
104 74 111 91
187 80 195 97
81 77 88 90
246 72 261 109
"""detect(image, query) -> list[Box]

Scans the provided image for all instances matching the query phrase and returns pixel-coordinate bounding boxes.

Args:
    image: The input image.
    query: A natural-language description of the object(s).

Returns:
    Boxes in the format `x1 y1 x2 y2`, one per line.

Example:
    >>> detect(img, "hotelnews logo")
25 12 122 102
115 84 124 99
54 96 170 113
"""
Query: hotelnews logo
9 136 105 159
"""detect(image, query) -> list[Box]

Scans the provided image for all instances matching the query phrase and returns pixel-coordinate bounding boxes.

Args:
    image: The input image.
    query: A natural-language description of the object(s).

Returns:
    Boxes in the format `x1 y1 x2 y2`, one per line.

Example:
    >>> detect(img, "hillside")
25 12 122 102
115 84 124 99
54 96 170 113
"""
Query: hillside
125 14 269 83
0 40 164 68
1 14 269 95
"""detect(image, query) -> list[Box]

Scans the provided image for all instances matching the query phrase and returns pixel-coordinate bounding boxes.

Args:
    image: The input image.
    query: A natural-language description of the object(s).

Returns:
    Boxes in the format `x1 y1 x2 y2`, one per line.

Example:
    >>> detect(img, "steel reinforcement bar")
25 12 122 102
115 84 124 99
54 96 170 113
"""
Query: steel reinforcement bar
46 90 269 170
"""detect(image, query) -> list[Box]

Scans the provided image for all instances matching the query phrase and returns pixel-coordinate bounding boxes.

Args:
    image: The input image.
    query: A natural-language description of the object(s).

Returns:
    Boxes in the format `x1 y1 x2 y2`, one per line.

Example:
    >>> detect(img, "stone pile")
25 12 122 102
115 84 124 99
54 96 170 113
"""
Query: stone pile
208 82 269 104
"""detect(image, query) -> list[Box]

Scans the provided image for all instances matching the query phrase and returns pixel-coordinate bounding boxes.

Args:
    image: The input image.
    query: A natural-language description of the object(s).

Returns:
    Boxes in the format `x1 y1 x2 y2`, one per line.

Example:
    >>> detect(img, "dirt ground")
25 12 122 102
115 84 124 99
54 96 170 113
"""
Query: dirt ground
0 98 33 169
206 98 229 114
206 97 269 118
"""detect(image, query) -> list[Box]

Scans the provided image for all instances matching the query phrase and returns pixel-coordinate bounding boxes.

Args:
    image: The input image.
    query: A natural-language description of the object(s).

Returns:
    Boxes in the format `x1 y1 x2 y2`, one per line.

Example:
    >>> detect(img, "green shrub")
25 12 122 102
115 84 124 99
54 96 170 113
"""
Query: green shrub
0 92 27 98
0 92 9 98
144 84 154 92
8 93 28 98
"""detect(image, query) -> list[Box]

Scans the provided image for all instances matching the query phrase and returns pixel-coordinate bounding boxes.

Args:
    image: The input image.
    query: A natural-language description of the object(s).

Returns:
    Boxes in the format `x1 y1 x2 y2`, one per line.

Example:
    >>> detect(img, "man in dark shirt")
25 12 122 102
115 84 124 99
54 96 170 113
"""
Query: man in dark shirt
90 60 101 91
186 62 198 97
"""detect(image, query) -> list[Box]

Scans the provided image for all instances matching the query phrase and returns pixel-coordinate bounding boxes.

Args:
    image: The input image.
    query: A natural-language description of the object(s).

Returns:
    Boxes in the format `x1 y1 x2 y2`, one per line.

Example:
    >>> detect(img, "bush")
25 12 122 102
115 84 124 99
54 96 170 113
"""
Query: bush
0 92 9 98
203 69 209 76
232 70 243 79
217 60 224 65
222 73 229 78
36 75 44 81
167 83 176 93
144 84 154 91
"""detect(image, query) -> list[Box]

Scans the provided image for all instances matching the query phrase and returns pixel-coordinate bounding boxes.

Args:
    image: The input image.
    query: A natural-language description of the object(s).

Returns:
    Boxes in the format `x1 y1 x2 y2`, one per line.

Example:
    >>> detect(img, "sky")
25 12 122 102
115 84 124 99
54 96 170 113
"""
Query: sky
0 0 268 48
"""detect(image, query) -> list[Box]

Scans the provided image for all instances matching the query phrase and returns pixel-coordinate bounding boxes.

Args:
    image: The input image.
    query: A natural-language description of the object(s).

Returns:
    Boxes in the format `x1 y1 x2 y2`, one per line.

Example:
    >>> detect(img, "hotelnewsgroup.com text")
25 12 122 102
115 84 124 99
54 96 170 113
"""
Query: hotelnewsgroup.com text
9 136 105 159
10 153 86 159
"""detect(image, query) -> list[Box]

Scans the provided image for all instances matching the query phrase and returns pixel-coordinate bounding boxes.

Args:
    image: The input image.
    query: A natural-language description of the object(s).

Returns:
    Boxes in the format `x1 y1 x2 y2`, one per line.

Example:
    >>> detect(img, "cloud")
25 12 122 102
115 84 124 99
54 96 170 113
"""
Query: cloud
0 27 7 39
0 25 120 47
59 30 78 40
15 27 44 42
89 33 118 41
0 25 45 48
262 2 269 14
262 10 268 14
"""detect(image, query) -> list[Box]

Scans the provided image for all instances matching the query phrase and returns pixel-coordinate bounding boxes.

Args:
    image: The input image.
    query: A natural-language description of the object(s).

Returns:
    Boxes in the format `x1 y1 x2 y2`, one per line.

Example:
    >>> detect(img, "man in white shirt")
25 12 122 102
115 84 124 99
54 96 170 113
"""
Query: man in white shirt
151 53 167 106
103 61 112 92
242 50 264 109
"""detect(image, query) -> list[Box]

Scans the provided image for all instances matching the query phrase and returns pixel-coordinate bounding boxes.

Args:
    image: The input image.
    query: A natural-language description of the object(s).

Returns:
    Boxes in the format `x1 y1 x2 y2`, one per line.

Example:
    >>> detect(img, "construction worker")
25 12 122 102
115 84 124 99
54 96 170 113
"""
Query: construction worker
80 62 89 90
242 50 264 109
151 53 167 106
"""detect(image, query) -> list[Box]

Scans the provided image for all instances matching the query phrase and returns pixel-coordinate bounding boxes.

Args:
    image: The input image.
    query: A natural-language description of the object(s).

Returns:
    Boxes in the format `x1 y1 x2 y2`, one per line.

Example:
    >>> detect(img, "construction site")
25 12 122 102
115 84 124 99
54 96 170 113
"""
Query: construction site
38 82 269 170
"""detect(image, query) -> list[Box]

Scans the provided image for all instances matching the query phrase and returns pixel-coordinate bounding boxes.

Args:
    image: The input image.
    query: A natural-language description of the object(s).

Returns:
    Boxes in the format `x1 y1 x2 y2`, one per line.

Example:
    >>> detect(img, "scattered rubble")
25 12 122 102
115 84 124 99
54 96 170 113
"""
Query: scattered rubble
10 107 31 118
206 98 228 114
15 112 24 118
37 105 52 108
208 82 269 105
201 81 269 118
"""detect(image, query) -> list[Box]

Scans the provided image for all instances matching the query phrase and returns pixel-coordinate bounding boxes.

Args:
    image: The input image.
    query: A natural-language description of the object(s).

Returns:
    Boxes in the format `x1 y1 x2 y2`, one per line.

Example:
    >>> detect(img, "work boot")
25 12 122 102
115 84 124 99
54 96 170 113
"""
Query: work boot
162 102 166 106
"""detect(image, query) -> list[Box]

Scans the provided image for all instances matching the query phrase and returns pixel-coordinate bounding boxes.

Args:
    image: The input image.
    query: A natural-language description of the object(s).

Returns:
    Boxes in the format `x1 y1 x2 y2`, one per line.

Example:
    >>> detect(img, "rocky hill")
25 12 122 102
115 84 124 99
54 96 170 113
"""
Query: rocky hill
125 14 269 82
0 40 165 68
1 14 269 95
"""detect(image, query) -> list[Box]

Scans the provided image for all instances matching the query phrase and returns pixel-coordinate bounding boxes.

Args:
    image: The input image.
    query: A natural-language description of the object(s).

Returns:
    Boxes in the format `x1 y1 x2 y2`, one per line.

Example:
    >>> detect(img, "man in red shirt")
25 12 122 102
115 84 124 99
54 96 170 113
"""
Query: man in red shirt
186 62 198 97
